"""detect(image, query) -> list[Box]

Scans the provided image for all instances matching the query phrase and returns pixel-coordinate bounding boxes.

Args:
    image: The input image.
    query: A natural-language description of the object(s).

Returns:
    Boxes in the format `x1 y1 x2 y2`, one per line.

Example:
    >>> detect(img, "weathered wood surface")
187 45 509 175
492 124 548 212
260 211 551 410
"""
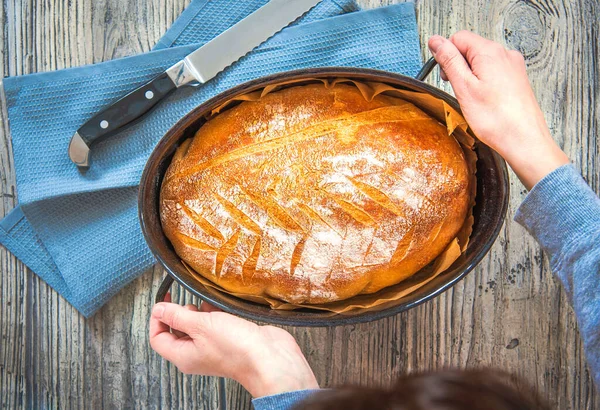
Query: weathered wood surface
0 0 598 409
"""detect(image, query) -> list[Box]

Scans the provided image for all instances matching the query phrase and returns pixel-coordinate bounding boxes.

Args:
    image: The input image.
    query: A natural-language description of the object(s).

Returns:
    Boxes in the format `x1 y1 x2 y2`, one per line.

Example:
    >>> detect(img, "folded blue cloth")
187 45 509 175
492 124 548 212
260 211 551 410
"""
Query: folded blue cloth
0 0 423 317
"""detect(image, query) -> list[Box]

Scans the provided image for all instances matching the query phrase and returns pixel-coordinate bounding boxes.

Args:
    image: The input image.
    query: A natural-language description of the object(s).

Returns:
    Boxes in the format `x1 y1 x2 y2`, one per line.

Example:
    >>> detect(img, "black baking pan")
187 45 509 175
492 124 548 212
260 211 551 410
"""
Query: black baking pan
138 59 509 326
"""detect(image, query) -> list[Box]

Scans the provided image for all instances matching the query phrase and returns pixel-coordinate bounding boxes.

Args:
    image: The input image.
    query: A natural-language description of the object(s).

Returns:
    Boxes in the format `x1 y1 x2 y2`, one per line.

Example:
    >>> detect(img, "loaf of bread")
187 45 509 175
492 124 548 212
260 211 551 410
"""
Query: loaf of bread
160 83 471 304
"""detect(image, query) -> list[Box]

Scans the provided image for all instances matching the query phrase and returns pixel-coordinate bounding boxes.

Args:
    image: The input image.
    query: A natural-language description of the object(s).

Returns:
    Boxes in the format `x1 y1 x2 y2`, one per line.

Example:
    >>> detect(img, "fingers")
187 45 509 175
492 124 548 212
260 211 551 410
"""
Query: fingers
200 301 222 313
439 68 449 82
149 321 197 370
149 302 210 373
450 31 525 77
149 305 190 366
172 304 200 338
149 314 180 348
149 305 172 340
149 303 206 372
448 30 495 62
428 35 476 95
158 293 194 337
156 301 219 338
152 302 205 335
185 303 200 312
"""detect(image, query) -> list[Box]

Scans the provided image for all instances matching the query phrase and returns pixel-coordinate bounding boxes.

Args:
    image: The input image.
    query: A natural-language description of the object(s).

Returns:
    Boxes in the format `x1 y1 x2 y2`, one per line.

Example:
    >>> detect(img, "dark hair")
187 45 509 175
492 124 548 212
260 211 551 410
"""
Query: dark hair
292 369 549 410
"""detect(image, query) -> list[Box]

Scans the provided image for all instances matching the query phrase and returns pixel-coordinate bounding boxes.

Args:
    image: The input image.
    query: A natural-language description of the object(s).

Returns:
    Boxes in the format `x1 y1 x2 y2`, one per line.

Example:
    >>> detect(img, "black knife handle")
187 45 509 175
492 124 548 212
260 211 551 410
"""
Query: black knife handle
77 72 177 147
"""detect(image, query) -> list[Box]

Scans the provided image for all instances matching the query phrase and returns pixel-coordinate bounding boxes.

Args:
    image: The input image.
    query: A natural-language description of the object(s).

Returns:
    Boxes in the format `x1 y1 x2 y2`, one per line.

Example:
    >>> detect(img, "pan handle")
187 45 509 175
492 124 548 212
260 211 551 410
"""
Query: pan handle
415 57 438 81
155 274 175 303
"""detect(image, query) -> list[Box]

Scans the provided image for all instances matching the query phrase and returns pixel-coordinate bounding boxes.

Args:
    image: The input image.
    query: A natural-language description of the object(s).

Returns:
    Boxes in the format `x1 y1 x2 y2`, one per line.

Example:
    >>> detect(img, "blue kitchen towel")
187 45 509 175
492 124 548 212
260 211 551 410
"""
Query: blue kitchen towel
0 0 423 317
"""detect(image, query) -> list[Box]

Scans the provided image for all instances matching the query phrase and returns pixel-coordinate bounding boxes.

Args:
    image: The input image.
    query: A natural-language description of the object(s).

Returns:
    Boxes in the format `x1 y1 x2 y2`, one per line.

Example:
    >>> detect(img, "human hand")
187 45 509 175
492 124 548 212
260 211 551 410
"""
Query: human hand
149 294 318 398
428 31 569 189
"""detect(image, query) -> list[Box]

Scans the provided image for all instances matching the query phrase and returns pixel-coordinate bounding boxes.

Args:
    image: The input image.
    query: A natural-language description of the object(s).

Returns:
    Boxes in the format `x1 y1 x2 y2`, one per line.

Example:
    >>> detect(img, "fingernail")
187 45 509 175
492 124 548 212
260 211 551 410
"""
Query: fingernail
152 304 165 318
429 35 445 54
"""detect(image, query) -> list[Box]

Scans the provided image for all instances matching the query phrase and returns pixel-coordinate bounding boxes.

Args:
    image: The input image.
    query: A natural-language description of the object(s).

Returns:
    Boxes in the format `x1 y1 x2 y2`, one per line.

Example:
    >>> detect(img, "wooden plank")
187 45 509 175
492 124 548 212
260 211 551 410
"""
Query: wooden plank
0 0 598 409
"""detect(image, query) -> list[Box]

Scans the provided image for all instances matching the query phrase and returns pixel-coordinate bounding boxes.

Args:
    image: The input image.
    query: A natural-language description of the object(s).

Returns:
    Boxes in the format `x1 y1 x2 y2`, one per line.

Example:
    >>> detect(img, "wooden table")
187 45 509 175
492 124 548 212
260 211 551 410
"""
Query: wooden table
1 0 598 408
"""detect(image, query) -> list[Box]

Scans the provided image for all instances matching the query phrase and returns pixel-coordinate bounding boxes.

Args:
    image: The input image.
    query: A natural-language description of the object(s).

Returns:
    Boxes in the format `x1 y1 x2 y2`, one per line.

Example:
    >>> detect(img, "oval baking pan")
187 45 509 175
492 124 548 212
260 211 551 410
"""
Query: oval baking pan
139 59 509 326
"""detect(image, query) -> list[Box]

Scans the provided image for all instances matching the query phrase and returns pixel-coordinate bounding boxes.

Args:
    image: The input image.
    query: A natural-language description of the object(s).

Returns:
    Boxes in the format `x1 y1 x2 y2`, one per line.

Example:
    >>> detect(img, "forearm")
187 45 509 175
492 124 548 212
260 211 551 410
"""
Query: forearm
494 120 570 191
515 164 600 385
235 326 319 399
239 352 319 399
501 140 570 190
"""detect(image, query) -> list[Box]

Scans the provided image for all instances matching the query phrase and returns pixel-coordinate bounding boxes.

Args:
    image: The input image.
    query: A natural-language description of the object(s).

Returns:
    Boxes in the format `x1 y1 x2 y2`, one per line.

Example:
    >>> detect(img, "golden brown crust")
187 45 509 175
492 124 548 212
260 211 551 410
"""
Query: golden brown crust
160 83 470 304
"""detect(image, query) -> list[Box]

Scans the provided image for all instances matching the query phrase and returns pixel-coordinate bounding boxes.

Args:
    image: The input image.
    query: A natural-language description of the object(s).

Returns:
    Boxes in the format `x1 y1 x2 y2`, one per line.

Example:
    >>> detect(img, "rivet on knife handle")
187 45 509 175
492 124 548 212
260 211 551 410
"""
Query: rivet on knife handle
68 73 177 167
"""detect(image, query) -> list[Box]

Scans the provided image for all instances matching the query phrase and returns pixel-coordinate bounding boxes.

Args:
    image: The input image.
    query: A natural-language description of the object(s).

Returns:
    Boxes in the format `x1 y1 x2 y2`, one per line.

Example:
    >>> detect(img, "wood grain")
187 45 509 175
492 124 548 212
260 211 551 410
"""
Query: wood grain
1 0 598 409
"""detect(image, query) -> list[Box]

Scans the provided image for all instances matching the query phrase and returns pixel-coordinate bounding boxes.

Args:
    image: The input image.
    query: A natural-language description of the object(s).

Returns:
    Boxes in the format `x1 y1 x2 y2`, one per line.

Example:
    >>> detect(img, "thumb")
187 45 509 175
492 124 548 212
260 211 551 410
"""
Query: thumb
428 35 476 94
152 302 205 335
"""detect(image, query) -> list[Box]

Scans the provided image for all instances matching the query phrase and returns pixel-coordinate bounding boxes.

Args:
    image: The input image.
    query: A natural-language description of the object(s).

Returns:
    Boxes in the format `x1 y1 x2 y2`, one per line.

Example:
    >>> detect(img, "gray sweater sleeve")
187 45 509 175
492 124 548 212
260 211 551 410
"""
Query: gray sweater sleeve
515 164 600 386
252 389 320 410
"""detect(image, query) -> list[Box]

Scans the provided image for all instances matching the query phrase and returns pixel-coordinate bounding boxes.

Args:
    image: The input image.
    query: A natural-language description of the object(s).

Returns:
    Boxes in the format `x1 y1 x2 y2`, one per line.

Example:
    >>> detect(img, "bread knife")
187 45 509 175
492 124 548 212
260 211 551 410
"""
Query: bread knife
69 0 322 168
